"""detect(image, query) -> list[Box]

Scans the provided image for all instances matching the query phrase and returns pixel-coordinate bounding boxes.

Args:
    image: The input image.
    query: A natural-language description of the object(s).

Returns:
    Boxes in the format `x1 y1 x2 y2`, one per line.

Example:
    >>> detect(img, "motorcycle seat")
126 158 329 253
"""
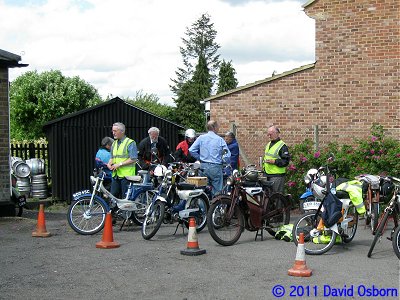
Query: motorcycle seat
176 182 198 190
258 177 274 188
125 175 142 183
336 190 350 199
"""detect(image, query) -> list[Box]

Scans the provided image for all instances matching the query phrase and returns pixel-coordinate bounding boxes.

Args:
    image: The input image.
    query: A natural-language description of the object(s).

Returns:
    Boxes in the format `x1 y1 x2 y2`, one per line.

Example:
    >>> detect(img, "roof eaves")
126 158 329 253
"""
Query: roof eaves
204 63 315 102
0 49 29 68
302 0 317 8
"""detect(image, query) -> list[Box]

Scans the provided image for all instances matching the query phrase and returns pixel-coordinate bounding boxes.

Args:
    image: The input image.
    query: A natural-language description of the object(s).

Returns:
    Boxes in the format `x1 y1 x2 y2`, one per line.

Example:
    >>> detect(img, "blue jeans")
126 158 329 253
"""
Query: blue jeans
200 162 223 198
111 177 130 199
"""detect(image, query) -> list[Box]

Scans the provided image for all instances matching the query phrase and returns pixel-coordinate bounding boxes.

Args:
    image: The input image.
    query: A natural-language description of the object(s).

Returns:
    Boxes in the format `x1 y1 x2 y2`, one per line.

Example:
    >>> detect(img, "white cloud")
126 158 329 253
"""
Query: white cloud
0 0 314 105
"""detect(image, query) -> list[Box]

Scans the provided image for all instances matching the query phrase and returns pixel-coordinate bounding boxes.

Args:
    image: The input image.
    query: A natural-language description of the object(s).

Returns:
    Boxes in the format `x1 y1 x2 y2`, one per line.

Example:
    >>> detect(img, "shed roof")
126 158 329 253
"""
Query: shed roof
204 63 315 102
0 49 28 68
43 96 183 129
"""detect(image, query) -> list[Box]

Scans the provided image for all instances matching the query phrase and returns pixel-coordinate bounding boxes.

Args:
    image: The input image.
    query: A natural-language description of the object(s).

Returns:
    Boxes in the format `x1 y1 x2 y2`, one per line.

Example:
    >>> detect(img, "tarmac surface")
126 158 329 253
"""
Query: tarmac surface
0 207 399 300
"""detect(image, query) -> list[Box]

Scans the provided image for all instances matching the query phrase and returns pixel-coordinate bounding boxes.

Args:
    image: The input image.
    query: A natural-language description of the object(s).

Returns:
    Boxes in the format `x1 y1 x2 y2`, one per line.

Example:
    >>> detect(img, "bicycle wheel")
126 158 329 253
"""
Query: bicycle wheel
142 200 165 240
367 209 391 258
264 193 290 237
392 225 400 259
67 196 107 235
370 202 380 234
292 211 337 255
184 195 209 232
342 204 358 243
130 190 156 226
207 196 244 246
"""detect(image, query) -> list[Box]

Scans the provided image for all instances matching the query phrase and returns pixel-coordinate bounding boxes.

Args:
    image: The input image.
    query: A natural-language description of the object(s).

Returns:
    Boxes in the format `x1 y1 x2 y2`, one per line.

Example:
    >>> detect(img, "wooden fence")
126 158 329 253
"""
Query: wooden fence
10 143 51 181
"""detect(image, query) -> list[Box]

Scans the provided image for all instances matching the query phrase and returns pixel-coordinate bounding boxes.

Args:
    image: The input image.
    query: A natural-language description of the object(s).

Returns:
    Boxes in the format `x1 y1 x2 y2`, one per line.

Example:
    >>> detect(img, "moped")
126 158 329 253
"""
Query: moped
68 167 156 235
207 165 291 246
10 173 27 217
141 162 210 240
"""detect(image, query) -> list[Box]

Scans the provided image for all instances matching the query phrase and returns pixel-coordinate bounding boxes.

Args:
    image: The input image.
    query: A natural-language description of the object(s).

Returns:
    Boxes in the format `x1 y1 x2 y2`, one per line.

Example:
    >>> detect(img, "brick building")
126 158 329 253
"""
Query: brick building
205 0 399 165
0 49 27 216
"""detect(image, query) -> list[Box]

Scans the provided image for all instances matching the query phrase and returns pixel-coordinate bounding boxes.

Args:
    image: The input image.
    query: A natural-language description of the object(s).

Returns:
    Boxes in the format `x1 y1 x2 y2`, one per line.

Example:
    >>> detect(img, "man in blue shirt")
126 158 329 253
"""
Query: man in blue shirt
223 131 239 176
189 120 231 197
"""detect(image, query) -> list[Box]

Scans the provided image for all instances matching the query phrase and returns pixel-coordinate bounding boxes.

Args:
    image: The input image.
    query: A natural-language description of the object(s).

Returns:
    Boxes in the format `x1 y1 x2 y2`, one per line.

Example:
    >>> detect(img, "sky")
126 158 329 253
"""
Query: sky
0 0 315 106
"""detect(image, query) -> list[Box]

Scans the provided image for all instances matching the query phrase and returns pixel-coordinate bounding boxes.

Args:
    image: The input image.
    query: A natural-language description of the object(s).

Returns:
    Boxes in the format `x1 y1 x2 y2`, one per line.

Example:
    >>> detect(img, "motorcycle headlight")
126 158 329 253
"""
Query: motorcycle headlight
226 176 234 186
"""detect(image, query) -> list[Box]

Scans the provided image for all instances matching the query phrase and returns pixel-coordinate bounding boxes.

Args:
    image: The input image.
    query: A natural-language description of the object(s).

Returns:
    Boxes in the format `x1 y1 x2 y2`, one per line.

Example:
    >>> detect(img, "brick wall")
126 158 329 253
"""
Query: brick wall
210 0 400 165
0 67 10 203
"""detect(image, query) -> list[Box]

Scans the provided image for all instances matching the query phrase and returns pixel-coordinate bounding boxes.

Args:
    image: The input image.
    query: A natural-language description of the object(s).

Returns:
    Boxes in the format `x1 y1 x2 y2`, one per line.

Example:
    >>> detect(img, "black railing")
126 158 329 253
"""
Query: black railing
10 143 51 181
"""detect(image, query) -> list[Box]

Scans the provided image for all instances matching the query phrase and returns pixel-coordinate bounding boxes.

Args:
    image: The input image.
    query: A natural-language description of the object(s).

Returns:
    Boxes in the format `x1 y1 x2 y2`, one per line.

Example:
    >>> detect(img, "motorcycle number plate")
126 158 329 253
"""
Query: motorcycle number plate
18 195 27 207
303 201 321 210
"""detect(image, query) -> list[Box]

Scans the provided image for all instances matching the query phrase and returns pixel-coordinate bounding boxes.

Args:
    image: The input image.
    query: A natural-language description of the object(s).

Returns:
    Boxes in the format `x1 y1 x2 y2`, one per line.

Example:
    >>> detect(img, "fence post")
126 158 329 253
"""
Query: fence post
29 143 35 159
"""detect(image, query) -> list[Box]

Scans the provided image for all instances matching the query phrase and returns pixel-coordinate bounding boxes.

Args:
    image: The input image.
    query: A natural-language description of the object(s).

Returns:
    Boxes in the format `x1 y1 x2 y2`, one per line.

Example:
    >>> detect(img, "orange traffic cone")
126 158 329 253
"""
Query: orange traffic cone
96 212 120 249
288 232 312 277
32 203 51 237
181 217 206 256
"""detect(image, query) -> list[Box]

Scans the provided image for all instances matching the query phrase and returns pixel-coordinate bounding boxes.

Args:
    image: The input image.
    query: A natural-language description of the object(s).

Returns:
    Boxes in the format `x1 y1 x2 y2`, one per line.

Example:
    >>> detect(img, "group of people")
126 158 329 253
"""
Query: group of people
95 120 290 200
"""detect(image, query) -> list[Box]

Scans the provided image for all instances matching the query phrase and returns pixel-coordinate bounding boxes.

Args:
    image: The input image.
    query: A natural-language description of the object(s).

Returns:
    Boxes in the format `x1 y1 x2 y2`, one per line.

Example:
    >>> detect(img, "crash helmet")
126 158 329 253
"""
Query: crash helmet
311 178 326 199
185 129 196 139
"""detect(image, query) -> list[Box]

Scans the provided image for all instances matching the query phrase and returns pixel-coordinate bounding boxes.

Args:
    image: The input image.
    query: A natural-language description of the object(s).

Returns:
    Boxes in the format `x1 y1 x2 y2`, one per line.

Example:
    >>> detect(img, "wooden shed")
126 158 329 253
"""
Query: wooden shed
43 97 184 201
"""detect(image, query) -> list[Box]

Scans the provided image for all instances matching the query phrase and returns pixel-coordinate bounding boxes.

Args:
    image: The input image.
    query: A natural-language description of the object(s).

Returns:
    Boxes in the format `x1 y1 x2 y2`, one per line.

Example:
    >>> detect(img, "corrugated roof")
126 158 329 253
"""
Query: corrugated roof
204 63 315 102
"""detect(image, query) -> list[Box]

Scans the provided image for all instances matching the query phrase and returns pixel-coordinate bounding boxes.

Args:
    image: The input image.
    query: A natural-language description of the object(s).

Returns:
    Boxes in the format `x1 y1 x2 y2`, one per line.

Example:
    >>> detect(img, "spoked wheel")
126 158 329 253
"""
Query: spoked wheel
130 190 156 226
367 209 391 258
342 204 358 243
207 196 244 246
183 195 209 232
392 225 400 259
67 196 107 235
142 200 165 240
292 211 337 255
264 193 290 237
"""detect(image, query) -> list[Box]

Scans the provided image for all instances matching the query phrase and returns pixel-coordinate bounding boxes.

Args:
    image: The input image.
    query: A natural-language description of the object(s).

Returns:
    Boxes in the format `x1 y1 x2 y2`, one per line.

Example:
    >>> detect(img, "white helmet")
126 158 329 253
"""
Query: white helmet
185 129 196 139
311 178 326 199
304 168 318 184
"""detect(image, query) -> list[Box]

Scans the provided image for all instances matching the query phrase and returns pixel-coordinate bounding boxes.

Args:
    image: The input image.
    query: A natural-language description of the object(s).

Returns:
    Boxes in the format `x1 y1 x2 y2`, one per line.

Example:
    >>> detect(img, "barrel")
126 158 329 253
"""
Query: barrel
31 174 48 199
13 161 31 178
16 177 31 197
26 158 45 176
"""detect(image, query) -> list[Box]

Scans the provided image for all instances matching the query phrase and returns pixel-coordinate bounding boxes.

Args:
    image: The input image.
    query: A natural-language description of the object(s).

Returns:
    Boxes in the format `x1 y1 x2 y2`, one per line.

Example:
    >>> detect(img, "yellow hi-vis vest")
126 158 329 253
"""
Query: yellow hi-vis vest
337 180 366 214
263 140 286 175
111 137 136 178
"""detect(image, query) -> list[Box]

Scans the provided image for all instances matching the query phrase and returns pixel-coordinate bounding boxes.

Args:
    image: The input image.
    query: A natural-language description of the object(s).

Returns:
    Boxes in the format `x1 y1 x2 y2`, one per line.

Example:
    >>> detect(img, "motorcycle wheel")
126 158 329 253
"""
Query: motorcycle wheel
265 193 290 237
183 195 209 232
130 190 156 226
392 225 400 259
207 196 244 246
67 196 107 235
141 200 165 240
292 211 337 255
342 204 358 243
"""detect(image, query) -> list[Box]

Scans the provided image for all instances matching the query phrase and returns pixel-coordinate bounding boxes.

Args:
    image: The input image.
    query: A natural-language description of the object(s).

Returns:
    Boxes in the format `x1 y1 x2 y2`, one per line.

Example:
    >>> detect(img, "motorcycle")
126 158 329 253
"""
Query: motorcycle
10 173 27 217
68 167 156 235
299 168 321 213
207 165 291 246
141 162 210 240
292 160 359 255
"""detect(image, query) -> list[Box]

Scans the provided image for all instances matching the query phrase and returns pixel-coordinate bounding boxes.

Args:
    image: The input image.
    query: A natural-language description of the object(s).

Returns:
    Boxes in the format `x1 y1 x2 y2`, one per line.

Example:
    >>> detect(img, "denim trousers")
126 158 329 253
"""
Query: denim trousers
200 162 223 198
111 177 130 199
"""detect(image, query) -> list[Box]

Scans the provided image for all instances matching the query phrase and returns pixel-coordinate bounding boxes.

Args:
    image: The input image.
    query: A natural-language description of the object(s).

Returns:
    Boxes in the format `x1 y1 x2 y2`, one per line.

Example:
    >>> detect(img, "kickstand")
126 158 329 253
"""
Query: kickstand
172 222 186 235
255 228 264 241
119 219 126 231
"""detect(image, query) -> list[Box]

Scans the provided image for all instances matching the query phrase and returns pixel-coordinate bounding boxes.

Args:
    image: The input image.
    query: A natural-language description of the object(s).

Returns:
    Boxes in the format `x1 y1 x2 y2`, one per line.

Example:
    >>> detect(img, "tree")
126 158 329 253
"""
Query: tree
124 91 177 122
170 13 220 98
217 60 238 94
175 54 211 131
10 70 102 140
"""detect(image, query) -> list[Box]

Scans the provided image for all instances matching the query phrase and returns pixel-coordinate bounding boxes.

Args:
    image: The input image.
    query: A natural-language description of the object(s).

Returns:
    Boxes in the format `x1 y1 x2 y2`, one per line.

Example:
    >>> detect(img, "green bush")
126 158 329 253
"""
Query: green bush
286 124 400 207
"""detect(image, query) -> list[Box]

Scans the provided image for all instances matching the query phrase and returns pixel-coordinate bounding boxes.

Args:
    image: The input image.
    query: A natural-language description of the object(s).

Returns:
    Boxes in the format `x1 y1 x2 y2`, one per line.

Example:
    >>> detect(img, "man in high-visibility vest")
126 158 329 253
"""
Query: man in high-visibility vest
262 125 290 194
107 122 138 199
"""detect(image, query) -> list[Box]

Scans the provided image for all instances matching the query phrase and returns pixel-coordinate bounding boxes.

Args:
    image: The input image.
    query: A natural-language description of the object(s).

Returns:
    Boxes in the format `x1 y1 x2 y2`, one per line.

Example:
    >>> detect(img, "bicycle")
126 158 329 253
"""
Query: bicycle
357 174 381 233
68 167 156 235
367 176 400 258
207 166 291 246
